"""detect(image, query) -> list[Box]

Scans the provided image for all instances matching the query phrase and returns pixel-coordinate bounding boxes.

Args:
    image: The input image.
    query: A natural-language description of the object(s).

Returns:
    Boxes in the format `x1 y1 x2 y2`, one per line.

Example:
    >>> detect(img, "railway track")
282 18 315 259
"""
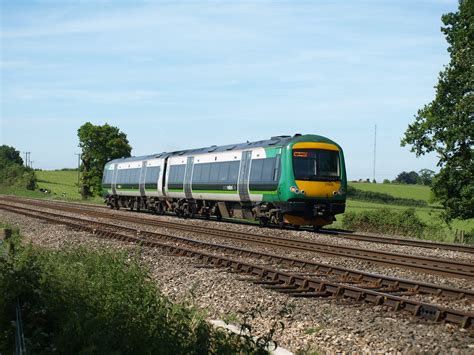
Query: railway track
1 198 473 280
1 203 472 329
2 195 473 254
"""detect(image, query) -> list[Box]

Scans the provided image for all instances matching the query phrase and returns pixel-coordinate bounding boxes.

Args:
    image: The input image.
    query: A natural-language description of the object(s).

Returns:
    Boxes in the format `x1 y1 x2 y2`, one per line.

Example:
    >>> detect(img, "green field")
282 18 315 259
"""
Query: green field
339 182 473 241
35 170 103 203
349 182 433 202
0 170 102 204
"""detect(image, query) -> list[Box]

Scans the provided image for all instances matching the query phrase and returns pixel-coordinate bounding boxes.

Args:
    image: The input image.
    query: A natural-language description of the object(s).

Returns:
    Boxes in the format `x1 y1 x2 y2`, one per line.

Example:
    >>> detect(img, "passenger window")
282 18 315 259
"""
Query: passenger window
210 163 219 182
262 158 275 181
218 162 229 182
201 164 210 182
250 160 263 182
228 161 239 183
192 165 201 183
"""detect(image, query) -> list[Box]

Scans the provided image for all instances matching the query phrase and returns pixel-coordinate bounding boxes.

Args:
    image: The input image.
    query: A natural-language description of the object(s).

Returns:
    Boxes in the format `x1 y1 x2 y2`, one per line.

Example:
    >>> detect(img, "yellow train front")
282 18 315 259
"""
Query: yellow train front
270 134 347 228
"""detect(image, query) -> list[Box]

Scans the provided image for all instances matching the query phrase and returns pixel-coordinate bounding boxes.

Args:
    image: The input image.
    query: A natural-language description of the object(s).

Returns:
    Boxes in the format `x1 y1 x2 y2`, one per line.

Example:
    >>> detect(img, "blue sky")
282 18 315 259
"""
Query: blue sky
0 0 457 180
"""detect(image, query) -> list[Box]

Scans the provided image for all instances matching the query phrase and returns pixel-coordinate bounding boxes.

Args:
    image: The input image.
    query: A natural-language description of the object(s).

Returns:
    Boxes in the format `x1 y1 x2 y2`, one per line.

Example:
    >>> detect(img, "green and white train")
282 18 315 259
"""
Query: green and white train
102 133 347 228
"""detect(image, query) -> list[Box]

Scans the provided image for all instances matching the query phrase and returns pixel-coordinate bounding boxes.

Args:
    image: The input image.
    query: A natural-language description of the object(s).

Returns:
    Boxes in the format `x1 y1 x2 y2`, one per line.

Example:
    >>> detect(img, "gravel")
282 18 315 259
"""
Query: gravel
1 209 474 353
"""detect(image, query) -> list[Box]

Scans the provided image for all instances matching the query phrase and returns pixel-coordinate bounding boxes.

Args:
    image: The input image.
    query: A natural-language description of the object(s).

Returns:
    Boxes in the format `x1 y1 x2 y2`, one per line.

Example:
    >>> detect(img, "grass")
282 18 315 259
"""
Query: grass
332 199 473 243
35 170 102 203
349 182 433 202
0 228 271 354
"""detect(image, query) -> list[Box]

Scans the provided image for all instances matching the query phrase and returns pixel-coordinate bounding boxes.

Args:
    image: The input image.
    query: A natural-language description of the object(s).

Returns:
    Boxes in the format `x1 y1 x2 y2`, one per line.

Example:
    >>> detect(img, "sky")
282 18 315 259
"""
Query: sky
0 0 457 180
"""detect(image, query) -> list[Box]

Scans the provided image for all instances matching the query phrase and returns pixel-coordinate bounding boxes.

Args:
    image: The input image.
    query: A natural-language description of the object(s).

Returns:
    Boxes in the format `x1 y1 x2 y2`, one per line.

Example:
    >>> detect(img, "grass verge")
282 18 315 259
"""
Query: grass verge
0 228 270 354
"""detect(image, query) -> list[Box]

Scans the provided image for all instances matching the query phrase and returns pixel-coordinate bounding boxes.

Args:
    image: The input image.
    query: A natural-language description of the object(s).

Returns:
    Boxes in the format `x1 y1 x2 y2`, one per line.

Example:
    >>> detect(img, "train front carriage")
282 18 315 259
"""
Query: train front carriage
276 137 347 227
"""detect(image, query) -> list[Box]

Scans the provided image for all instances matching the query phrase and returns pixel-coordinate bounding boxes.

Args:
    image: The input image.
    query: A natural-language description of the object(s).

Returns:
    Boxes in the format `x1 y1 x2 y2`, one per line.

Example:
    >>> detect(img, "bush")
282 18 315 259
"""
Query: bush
346 186 427 207
342 208 427 238
0 236 269 354
0 163 36 190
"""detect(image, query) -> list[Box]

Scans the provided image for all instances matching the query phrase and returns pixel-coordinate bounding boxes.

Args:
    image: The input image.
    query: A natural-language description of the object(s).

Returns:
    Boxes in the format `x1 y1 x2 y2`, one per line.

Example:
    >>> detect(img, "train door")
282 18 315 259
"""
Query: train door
184 156 194 200
139 161 147 197
112 164 118 195
238 150 252 202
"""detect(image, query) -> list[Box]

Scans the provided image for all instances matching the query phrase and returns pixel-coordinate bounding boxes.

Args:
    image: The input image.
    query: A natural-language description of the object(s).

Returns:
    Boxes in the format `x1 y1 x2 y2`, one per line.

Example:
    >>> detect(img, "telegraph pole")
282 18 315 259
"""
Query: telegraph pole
373 125 377 183
23 152 31 168
75 153 81 193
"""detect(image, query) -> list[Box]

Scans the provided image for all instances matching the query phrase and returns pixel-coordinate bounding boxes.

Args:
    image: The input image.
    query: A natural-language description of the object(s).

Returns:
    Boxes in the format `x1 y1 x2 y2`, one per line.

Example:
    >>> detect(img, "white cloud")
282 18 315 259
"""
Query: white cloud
5 88 161 103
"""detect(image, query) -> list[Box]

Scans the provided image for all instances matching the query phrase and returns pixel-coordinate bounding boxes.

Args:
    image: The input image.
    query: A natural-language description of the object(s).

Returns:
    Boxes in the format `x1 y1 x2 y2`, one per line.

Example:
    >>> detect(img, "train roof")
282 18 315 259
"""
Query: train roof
106 133 337 165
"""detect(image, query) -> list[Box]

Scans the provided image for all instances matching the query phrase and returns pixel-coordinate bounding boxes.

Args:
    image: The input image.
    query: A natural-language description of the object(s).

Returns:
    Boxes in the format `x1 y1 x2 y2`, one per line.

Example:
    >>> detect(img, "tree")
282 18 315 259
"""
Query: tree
77 123 132 198
394 171 421 185
0 145 36 190
0 145 24 166
401 0 473 220
418 169 436 186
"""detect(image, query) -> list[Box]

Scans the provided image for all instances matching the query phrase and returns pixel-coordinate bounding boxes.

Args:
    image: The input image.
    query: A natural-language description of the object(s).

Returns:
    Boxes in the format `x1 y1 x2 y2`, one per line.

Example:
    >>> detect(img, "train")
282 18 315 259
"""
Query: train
102 133 347 228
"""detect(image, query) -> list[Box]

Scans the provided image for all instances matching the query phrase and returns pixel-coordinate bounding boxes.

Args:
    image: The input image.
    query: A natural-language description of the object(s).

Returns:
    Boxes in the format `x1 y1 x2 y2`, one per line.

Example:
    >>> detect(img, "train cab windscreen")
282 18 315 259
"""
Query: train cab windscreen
293 149 340 181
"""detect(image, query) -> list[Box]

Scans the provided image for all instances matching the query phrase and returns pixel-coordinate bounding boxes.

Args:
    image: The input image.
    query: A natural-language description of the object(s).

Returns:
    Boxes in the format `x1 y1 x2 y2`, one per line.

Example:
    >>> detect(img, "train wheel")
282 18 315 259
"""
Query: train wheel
293 224 300 230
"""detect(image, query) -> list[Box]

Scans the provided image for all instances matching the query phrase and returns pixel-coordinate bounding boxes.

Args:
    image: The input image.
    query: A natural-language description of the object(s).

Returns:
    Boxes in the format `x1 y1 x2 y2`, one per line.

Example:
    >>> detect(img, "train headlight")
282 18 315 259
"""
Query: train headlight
290 186 299 194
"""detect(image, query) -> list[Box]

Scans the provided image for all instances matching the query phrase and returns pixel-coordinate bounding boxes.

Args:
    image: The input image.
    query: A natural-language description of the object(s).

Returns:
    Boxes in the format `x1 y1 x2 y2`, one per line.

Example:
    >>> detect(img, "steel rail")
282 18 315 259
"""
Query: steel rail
3 199 473 280
3 195 473 254
2 203 473 302
1 204 471 329
318 229 474 254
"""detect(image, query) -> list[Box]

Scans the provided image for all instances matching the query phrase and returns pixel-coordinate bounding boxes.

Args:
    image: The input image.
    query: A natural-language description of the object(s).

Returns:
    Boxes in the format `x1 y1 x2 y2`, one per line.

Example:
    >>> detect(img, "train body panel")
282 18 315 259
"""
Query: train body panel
102 134 347 227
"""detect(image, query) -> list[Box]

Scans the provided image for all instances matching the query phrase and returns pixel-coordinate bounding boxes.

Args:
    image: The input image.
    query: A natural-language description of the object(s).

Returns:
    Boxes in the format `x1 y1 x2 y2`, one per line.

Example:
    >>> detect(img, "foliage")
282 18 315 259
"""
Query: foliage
0 145 24 166
383 179 390 184
394 171 421 185
0 236 270 354
77 122 132 198
342 208 431 238
401 0 473 220
347 186 427 207
0 145 36 190
418 169 436 186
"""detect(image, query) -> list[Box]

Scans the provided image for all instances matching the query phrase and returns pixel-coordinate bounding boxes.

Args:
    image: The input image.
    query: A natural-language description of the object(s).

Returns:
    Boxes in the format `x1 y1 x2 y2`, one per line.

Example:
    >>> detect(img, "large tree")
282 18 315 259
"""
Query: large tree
401 0 473 220
78 123 132 198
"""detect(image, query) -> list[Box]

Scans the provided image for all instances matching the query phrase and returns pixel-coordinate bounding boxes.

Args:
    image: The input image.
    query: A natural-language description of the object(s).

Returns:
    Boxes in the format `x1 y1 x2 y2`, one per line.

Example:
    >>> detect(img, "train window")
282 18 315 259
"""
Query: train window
228 161 239 183
123 169 130 184
293 149 339 181
262 158 275 181
192 164 202 183
209 163 219 182
201 163 211 183
249 157 278 191
145 166 160 184
318 150 339 177
168 164 186 189
218 162 229 182
249 159 264 182
106 170 112 184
